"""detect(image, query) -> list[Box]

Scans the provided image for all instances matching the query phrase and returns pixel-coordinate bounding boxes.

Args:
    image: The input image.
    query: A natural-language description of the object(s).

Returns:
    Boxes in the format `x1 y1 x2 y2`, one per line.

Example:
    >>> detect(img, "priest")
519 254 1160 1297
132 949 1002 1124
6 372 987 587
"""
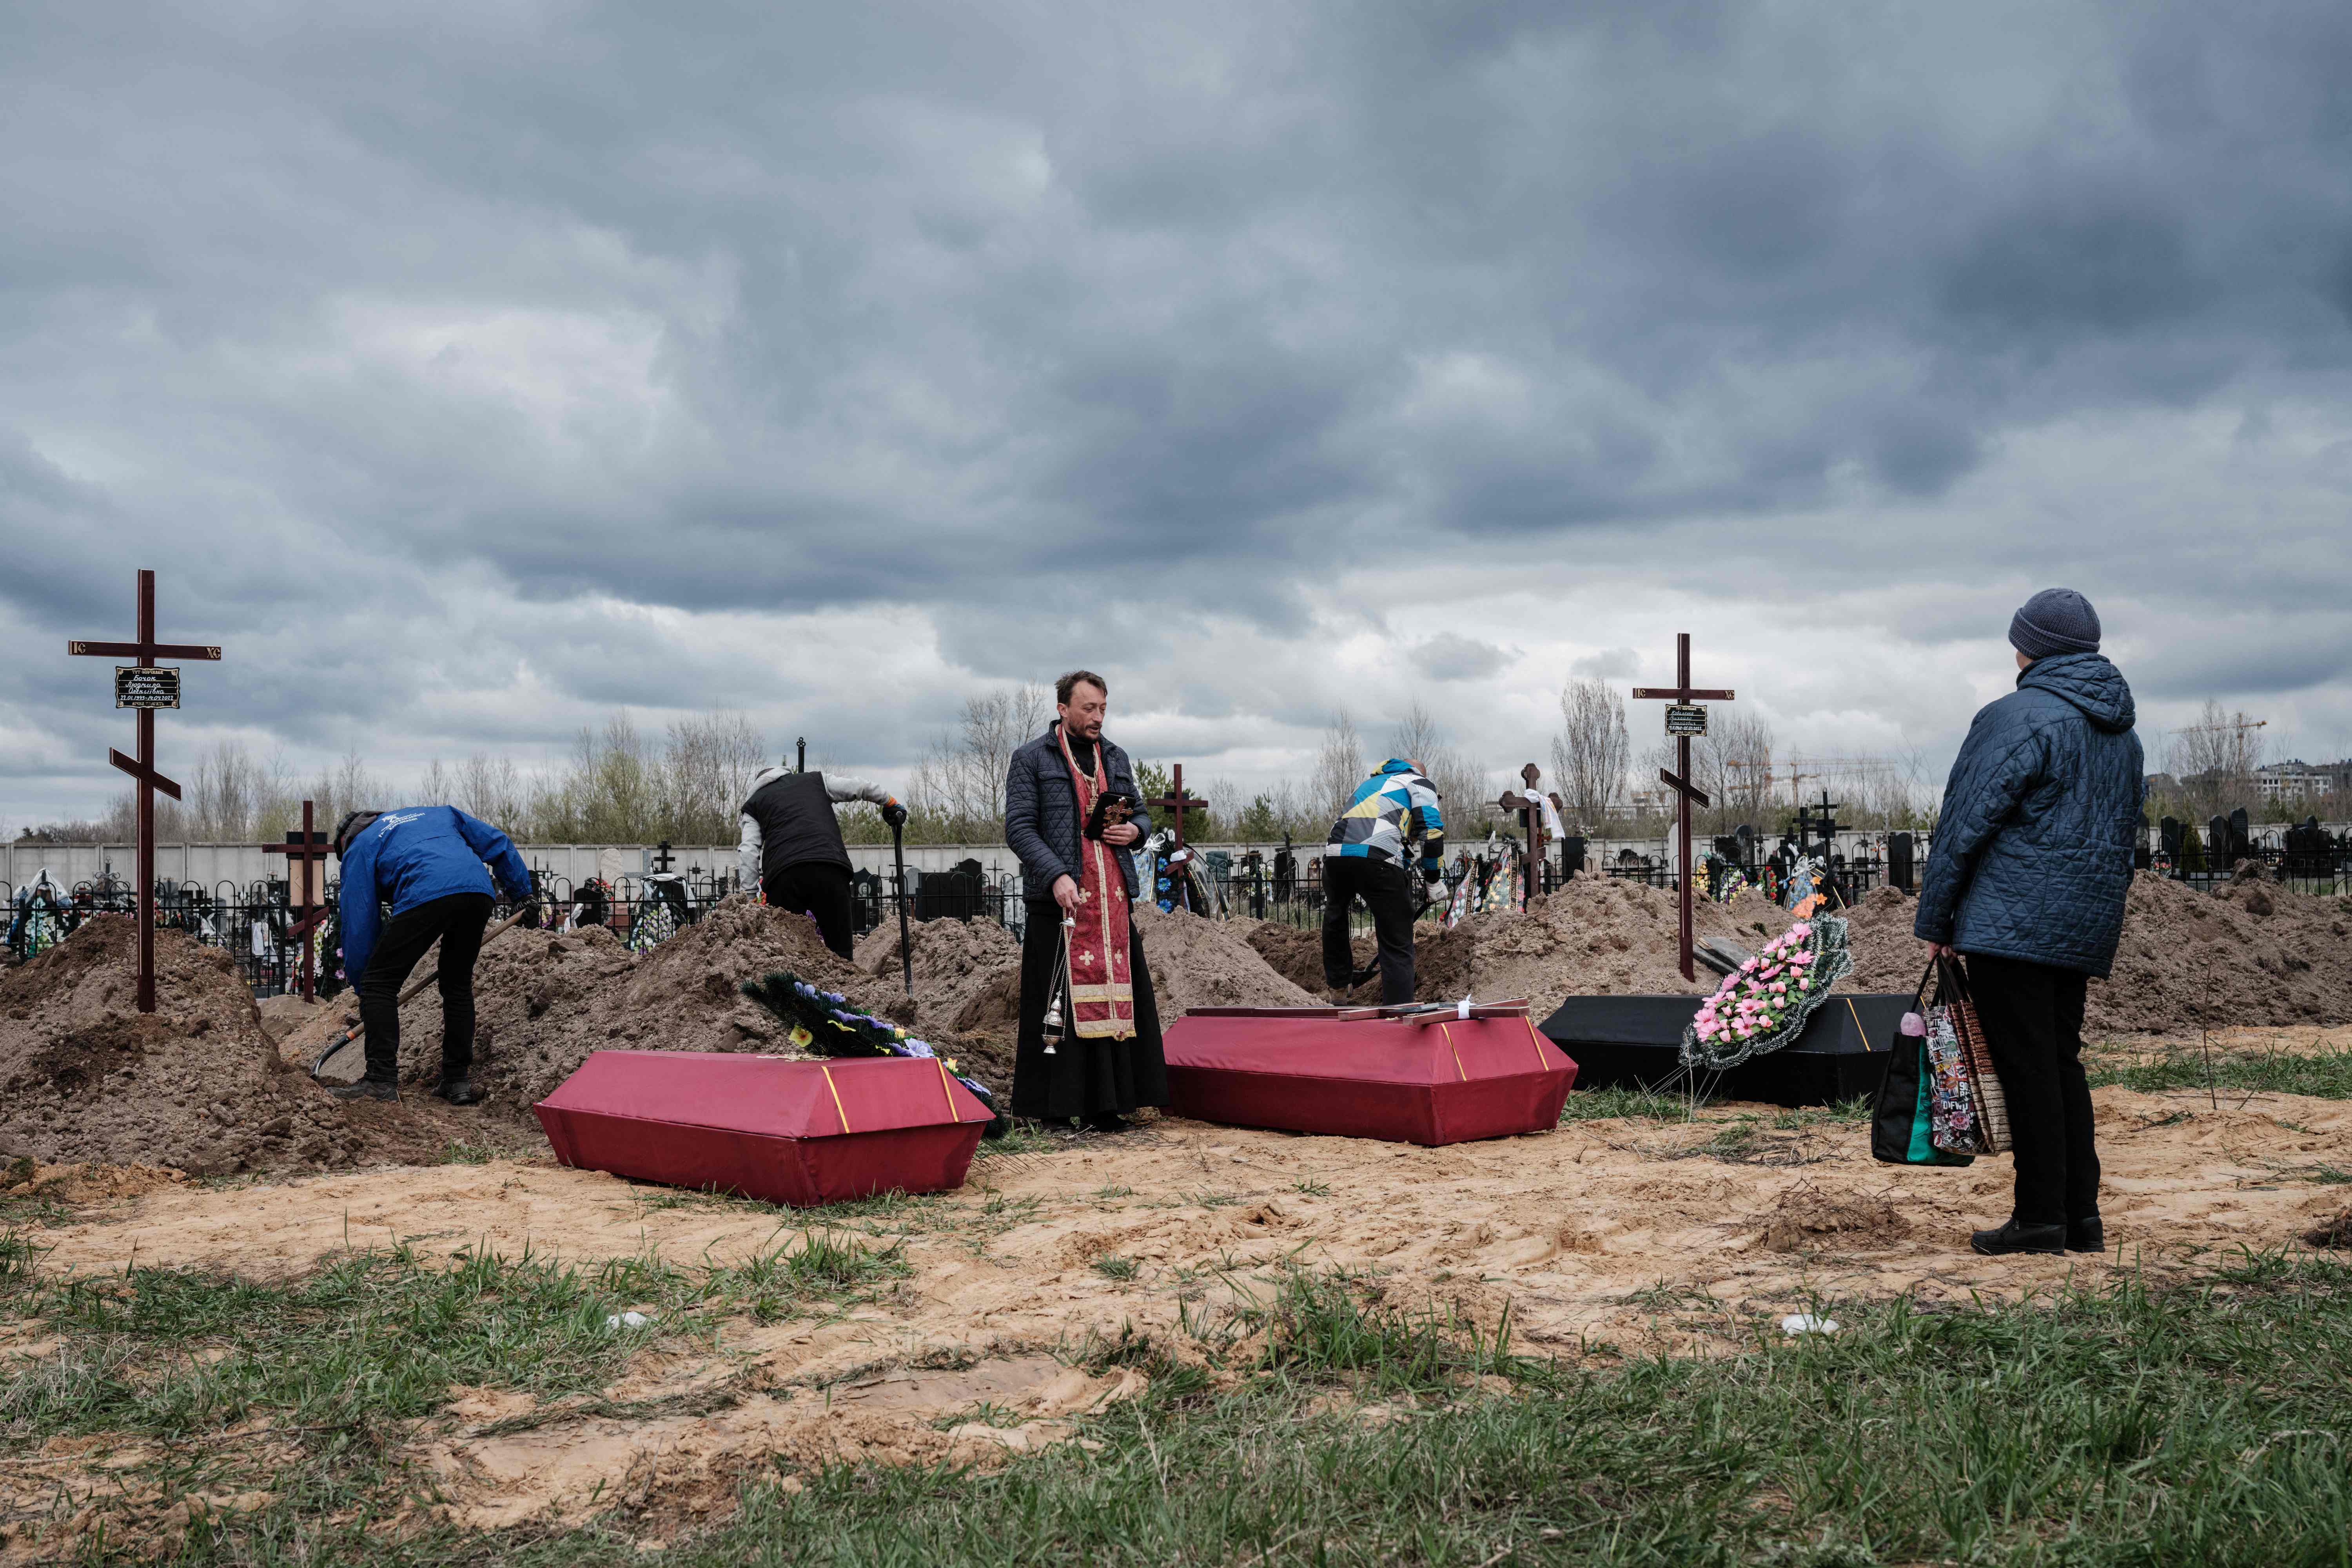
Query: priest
1002 670 1169 1132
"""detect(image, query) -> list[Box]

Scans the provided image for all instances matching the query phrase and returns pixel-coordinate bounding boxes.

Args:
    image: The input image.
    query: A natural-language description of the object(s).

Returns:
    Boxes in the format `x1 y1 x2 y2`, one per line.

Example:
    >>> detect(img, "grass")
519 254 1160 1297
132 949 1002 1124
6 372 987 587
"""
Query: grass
73 1250 2352 1565
2089 1039 2352 1100
1089 1254 1139 1282
1559 1087 1875 1128
1557 1084 1698 1122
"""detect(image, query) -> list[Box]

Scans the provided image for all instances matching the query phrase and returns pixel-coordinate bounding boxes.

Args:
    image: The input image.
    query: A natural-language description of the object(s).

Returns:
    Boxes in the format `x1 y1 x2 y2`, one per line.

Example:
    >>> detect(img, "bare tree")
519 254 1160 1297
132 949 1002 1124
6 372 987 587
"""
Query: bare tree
457 754 528 828
902 684 1049 839
1314 711 1366 821
417 758 457 807
1389 701 1490 836
2167 699 2266 818
1551 677 1630 830
656 712 768 841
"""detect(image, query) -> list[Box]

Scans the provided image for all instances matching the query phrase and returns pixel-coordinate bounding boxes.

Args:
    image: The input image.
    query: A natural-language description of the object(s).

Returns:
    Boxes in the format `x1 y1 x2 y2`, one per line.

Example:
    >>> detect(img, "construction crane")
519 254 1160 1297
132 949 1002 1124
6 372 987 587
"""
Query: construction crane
1727 758 1883 808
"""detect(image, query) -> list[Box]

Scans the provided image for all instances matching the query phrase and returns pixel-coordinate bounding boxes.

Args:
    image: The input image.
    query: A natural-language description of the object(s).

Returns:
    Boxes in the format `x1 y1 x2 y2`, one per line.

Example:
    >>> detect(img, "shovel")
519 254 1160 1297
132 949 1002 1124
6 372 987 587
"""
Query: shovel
309 901 539 1080
890 819 914 997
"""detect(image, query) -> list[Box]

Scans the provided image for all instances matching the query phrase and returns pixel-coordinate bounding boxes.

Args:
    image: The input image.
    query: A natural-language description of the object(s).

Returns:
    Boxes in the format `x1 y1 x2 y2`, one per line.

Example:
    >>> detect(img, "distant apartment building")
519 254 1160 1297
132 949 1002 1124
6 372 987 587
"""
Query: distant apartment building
2256 761 2334 803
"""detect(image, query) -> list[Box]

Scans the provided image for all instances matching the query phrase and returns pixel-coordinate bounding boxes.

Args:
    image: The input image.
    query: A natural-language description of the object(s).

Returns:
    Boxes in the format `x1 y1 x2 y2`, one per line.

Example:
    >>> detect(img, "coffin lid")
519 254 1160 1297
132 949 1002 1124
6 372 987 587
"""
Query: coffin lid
536 1051 991 1138
1165 1013 1568 1086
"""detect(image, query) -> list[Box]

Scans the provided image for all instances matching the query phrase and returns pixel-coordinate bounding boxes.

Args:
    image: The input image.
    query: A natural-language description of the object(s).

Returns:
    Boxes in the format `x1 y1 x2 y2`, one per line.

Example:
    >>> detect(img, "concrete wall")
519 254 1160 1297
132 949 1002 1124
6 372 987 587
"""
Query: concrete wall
11 823 2346 896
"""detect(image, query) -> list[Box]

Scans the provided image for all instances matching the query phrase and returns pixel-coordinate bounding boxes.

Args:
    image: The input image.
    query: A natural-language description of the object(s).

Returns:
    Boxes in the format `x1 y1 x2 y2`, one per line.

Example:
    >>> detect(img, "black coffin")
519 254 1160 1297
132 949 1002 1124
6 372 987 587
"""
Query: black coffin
1537 993 1913 1108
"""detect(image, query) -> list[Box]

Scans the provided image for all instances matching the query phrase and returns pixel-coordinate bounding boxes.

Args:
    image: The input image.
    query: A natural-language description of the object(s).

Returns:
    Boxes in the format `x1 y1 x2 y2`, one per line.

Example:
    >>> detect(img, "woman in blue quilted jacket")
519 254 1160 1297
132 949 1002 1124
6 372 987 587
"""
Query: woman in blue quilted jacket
1916 589 2145 1258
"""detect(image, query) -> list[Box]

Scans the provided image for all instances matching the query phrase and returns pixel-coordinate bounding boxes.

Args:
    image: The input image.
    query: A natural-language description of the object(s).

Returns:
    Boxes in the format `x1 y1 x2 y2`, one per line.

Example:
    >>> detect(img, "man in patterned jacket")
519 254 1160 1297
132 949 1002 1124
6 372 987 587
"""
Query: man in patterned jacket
1323 759 1447 1005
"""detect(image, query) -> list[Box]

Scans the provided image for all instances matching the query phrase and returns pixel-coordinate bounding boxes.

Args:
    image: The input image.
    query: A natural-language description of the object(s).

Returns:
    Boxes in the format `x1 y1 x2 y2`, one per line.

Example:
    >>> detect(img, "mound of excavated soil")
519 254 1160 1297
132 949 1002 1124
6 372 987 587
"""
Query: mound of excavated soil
1130 906 1318 1014
1447 877 1797 1015
1245 921 1478 1002
0 916 473 1175
1836 872 2352 1035
283 894 877 1117
855 916 1023 1036
856 908 1316 1052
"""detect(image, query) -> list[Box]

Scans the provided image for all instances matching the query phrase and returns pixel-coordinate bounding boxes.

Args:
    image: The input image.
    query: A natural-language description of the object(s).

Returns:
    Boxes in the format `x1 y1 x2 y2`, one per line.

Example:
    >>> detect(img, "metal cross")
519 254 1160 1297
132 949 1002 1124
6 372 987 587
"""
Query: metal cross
66 570 223 1012
1633 633 1735 982
1151 763 1209 850
263 800 332 1001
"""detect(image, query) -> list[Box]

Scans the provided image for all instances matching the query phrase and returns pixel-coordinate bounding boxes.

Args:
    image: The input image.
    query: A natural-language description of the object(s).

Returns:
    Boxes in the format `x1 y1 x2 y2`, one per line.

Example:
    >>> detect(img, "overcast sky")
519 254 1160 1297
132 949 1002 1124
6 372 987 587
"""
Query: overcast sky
5 1 2350 829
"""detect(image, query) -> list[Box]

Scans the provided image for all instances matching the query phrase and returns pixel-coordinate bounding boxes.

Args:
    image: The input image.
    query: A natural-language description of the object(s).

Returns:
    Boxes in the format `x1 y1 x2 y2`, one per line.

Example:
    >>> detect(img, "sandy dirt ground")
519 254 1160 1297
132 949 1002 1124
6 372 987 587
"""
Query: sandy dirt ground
8 1025 2348 1539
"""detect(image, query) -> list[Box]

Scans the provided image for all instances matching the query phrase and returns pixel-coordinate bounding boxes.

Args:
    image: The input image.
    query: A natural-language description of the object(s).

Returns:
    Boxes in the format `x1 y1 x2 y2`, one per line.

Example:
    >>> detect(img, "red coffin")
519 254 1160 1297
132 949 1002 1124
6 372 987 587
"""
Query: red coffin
1163 1012 1578 1146
534 1051 991 1207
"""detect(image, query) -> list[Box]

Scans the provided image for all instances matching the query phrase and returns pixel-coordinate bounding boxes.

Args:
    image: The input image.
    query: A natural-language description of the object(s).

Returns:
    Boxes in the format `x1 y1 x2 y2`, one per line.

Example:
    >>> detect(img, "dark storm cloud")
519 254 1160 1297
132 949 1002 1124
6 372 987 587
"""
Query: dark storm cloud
4 0 2352 814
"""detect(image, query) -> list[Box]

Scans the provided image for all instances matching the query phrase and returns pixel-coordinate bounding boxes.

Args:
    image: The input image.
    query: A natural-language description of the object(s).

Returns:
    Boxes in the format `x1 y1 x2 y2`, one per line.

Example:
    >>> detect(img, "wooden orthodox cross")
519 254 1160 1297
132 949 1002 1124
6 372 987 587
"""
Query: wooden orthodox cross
1497 762 1548 906
263 800 332 1002
1151 764 1209 849
66 570 223 1012
1633 633 1733 982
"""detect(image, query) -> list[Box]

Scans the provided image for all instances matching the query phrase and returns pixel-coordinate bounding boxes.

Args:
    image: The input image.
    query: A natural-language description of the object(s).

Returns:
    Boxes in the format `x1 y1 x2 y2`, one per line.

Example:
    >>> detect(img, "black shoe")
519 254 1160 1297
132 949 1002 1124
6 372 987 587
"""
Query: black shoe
2067 1216 2105 1254
1084 1112 1131 1134
433 1079 483 1107
328 1079 399 1103
1971 1218 2066 1256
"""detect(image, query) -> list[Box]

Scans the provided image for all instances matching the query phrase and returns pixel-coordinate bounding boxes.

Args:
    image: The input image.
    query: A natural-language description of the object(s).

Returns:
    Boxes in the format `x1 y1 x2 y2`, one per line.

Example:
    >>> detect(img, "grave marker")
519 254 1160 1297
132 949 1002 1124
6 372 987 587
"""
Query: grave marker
264 800 332 1001
67 569 222 1013
1151 764 1209 850
1633 633 1733 982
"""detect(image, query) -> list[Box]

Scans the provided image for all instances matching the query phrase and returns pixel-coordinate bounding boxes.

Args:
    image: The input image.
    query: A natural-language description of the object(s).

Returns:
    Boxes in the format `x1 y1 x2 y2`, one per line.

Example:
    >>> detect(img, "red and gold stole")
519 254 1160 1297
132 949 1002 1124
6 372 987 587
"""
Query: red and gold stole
1056 724 1136 1040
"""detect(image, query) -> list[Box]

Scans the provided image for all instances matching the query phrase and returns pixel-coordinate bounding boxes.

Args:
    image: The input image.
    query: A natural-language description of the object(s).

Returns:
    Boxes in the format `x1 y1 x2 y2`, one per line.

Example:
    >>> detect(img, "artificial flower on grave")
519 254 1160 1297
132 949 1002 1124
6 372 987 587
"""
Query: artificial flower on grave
1680 915 1855 1072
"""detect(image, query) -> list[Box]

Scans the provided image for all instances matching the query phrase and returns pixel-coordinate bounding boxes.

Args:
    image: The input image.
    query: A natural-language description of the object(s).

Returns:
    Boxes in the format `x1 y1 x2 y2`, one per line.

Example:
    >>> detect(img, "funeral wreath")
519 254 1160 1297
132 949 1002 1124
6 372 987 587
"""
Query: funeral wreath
1679 915 1854 1072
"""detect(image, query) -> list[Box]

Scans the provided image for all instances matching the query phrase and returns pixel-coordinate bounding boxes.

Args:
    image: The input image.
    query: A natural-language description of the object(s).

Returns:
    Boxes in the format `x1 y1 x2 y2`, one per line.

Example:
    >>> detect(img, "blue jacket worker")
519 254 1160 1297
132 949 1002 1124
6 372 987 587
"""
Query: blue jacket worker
1916 588 2145 1258
330 806 539 1104
1323 759 1447 1005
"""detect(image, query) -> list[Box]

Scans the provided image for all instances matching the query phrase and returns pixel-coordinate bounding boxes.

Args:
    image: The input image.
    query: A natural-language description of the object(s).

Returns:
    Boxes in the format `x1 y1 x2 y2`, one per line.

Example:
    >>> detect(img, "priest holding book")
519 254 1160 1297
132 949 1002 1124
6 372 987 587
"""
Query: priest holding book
1002 670 1169 1133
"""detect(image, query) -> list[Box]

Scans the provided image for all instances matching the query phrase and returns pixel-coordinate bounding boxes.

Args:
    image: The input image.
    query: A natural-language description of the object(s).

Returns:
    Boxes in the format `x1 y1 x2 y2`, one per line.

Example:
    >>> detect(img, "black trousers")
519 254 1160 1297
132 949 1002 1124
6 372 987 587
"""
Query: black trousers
1968 953 2101 1227
1321 856 1417 1005
357 892 493 1085
1011 898 1168 1121
764 862 856 960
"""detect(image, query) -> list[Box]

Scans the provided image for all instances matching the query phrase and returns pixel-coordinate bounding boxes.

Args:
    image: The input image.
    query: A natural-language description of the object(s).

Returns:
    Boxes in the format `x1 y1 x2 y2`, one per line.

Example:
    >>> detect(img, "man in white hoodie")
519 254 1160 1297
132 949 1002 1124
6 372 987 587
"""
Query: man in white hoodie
738 761 904 959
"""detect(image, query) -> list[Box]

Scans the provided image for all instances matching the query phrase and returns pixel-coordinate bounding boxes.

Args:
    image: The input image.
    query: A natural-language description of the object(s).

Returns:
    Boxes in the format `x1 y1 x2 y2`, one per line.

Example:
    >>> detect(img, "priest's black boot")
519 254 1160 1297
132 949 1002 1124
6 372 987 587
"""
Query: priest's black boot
1970 1218 2065 1256
1084 1111 1130 1134
2067 1215 2105 1254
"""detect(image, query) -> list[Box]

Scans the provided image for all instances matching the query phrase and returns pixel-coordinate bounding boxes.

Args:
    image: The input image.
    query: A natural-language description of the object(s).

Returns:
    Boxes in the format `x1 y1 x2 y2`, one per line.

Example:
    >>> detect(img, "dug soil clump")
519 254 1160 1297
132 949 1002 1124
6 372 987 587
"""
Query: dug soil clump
286 894 882 1118
853 915 1024 1086
1835 873 2352 1034
1246 920 1477 1002
1440 877 1796 1016
1130 906 1318 1014
0 915 463 1175
854 907 1314 1064
1759 1183 1913 1253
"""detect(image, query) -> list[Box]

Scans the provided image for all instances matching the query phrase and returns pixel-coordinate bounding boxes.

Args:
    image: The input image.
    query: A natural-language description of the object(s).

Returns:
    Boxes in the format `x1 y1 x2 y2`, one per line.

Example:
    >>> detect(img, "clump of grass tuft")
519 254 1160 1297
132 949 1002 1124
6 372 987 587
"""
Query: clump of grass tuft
1558 1084 1698 1123
439 1139 495 1165
700 1231 907 1323
1090 1255 1139 1282
2091 1040 2352 1099
1235 1267 1517 1396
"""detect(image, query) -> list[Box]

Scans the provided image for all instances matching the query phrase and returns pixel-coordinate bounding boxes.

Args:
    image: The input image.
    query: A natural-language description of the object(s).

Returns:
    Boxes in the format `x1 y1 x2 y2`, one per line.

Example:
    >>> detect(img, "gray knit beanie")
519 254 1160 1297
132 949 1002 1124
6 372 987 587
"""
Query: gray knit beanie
2009 588 2101 661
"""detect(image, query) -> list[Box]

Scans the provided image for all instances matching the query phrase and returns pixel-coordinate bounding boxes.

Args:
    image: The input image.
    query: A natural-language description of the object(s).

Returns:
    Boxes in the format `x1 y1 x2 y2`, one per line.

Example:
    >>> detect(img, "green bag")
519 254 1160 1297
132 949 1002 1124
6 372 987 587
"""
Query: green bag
1871 960 1973 1167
